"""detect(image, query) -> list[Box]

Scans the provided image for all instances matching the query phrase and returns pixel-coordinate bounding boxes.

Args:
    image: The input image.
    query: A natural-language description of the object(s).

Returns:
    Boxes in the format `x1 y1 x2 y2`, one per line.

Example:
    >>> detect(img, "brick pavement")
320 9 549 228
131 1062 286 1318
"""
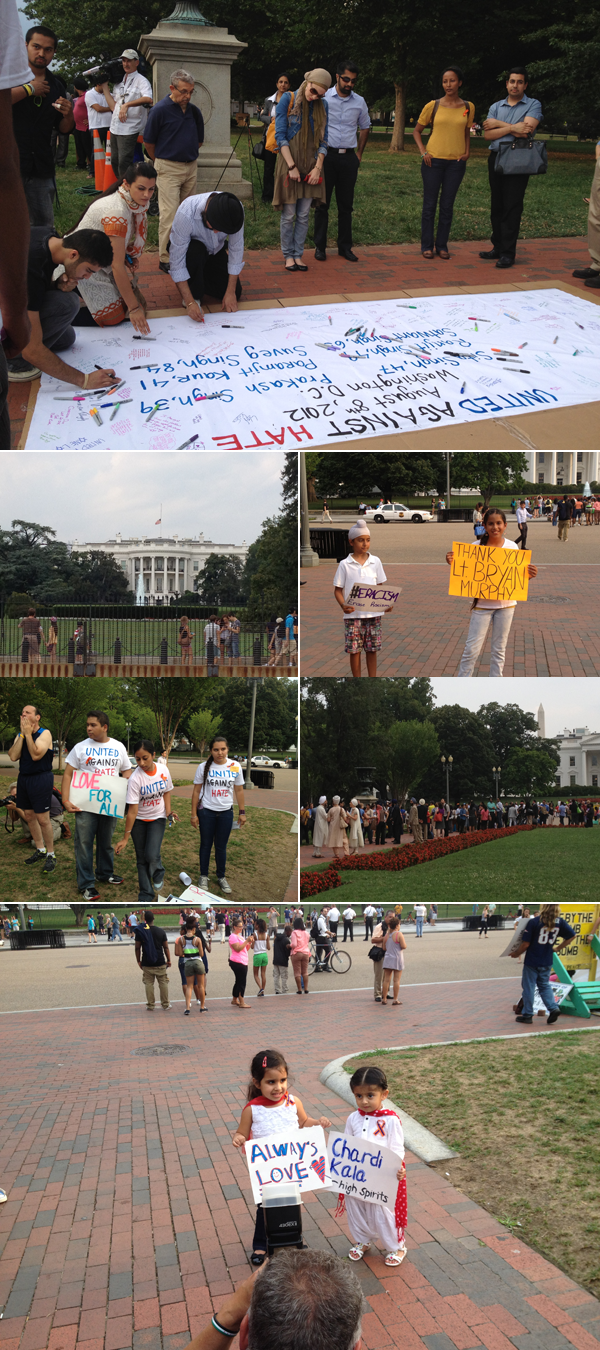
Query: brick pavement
7 236 597 447
301 562 600 676
1 981 598 1350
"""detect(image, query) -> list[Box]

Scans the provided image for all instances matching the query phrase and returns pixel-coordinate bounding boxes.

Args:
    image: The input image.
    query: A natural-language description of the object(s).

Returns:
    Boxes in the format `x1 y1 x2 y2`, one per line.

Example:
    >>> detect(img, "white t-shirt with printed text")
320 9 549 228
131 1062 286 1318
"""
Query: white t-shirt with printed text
193 757 245 812
66 737 130 776
333 552 387 620
126 763 173 821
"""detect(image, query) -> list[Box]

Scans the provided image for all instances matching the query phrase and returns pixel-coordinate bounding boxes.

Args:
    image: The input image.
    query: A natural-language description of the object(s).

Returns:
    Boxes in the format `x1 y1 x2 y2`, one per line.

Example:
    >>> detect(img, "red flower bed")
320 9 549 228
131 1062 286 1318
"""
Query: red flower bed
300 825 535 899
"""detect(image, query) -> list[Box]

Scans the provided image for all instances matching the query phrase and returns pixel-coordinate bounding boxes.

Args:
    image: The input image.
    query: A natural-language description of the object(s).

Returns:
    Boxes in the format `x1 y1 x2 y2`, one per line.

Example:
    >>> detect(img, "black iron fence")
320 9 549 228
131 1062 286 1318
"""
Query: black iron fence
0 602 297 669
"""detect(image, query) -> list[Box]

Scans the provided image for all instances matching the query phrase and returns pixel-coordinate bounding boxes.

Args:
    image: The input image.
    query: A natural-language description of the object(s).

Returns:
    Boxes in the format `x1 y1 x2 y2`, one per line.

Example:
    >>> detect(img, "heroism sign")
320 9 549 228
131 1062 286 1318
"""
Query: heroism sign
23 288 600 450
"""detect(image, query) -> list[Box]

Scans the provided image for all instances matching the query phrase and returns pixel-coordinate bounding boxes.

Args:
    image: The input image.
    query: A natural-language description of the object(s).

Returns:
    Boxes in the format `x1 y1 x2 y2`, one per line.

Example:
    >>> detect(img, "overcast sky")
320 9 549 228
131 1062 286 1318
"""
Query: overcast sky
430 679 600 737
1 453 285 546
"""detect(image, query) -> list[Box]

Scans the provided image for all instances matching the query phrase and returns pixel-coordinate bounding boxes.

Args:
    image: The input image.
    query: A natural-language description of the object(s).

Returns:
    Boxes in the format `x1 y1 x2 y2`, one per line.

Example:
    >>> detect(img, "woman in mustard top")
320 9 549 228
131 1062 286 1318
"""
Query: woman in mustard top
413 66 474 259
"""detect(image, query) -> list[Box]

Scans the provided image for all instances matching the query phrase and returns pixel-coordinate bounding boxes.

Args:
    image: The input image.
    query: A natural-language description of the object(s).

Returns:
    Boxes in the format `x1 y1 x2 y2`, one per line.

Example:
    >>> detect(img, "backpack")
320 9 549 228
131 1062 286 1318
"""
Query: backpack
135 922 162 966
310 919 320 942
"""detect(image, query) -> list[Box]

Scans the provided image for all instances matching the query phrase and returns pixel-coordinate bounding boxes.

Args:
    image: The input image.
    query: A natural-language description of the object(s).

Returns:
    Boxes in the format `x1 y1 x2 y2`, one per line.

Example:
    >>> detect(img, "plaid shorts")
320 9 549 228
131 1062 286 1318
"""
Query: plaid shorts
344 616 382 654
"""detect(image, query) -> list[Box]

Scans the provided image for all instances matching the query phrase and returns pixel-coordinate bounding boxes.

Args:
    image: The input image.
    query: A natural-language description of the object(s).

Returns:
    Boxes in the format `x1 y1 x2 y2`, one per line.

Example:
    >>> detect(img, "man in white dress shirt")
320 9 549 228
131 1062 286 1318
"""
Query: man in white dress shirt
515 499 532 550
169 190 245 318
314 60 370 263
103 50 153 180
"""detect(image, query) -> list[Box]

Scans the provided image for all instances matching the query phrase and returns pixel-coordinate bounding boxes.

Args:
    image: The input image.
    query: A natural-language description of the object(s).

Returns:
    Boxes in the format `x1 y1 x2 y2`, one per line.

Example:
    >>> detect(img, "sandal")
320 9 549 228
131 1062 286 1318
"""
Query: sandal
422 250 434 259
385 1248 407 1268
392 1001 403 1006
348 1244 370 1261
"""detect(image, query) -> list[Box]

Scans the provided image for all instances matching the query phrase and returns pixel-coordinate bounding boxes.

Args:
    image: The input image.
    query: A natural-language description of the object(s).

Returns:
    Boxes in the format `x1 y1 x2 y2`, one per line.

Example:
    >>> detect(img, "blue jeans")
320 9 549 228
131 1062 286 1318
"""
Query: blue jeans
23 176 56 227
74 811 117 891
131 817 167 904
420 157 466 252
231 636 240 657
416 917 424 937
521 964 558 1017
281 198 312 259
111 925 123 941
198 806 233 878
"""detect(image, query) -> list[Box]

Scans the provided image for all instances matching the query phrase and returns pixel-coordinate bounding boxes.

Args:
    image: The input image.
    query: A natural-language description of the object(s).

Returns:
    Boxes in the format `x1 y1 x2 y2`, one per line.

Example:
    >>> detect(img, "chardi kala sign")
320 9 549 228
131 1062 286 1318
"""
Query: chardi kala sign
69 769 128 818
448 541 531 602
326 1132 400 1212
346 583 402 614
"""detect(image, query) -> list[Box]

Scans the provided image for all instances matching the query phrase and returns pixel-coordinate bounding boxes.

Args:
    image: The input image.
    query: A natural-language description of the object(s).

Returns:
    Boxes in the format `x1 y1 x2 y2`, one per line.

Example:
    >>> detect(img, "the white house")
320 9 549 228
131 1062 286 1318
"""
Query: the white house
521 451 600 488
557 728 600 789
71 533 248 602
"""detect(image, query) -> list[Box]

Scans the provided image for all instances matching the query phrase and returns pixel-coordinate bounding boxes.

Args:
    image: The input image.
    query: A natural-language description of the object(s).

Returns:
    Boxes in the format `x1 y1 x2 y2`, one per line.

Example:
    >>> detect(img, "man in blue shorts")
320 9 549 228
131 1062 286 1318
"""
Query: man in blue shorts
511 902 575 1024
7 704 56 872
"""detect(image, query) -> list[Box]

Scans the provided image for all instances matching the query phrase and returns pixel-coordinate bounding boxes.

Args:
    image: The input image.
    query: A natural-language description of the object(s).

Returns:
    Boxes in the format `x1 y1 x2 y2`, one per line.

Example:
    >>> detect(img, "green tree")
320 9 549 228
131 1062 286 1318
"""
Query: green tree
134 679 201 759
6 677 93 769
196 554 246 605
244 453 297 619
477 701 539 764
417 705 496 802
300 677 434 802
528 4 600 135
377 719 440 801
22 0 164 82
0 521 132 603
450 454 528 509
503 748 560 795
188 709 223 756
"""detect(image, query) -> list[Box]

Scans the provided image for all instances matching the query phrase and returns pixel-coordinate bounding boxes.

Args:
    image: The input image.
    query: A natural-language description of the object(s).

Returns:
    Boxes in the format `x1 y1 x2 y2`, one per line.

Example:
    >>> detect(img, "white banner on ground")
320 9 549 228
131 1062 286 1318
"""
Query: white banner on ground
327 1131 399 1212
533 981 572 1012
69 769 127 818
24 289 600 450
244 1126 329 1204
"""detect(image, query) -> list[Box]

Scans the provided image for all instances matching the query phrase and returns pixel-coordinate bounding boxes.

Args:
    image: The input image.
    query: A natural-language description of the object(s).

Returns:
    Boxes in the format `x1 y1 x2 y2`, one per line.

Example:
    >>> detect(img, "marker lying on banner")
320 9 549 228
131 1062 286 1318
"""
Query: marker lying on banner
145 403 160 422
468 317 489 321
172 434 199 451
196 391 226 400
132 334 157 339
575 322 584 330
443 351 477 358
89 407 103 426
460 382 466 394
99 399 133 409
491 349 518 356
130 364 159 370
553 336 559 344
396 305 417 309
504 368 530 373
221 325 244 328
518 342 528 349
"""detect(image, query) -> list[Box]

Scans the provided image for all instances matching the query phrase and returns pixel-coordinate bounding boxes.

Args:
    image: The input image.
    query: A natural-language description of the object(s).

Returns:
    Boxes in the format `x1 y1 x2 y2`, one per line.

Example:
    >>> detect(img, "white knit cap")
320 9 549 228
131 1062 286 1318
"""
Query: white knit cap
319 795 327 804
348 520 371 540
350 798 358 806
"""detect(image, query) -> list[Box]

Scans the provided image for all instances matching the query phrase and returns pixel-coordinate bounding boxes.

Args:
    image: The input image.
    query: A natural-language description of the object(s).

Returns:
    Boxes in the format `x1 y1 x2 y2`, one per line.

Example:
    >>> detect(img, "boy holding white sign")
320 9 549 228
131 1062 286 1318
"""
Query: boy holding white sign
333 1064 407 1268
333 521 394 678
62 711 132 902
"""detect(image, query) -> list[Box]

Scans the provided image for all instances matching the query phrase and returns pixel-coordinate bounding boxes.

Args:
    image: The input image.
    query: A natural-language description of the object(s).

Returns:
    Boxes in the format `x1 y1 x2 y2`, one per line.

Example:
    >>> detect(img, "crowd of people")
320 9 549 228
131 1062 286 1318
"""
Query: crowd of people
6 706 246 901
301 794 600 853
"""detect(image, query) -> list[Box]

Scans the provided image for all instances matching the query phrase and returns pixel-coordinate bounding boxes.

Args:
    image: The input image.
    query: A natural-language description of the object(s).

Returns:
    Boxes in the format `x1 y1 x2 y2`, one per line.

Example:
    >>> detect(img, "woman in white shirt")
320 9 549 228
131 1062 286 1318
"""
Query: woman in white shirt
446 509 537 677
114 740 177 901
190 735 245 894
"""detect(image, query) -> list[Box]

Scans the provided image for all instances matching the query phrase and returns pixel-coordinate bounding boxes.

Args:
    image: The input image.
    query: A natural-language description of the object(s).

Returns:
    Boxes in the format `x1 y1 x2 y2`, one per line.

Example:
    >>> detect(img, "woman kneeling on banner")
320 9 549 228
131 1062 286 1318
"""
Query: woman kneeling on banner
273 68 331 272
73 160 157 332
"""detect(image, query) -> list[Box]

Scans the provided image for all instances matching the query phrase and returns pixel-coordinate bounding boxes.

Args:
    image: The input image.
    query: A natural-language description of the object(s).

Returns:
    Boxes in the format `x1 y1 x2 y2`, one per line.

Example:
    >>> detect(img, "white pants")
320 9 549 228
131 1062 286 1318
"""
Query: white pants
218 923 225 942
346 1196 402 1252
457 606 515 677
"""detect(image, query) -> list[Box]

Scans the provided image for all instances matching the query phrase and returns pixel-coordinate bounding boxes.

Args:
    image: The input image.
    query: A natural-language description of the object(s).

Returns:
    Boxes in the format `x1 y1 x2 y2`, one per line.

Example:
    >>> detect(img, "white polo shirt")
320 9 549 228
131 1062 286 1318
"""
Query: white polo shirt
333 552 387 619
109 71 153 137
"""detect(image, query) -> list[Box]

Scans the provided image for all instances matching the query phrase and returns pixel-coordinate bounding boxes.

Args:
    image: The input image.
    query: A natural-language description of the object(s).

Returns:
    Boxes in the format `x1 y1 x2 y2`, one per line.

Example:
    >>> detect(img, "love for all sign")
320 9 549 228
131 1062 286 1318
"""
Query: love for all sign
70 769 128 819
326 1132 400 1212
448 542 531 603
346 583 402 614
244 1126 329 1204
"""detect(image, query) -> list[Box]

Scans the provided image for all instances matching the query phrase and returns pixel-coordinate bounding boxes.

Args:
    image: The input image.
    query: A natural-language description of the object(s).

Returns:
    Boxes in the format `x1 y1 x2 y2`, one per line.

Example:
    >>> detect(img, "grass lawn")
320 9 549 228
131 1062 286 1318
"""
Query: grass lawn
52 133 593 250
351 1032 600 1296
301 829 600 910
0 798 296 909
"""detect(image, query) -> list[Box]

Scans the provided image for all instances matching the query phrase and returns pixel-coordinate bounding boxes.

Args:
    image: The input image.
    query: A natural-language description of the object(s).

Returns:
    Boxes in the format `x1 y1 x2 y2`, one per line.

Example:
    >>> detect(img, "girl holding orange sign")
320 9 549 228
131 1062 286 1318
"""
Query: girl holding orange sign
446 508 537 677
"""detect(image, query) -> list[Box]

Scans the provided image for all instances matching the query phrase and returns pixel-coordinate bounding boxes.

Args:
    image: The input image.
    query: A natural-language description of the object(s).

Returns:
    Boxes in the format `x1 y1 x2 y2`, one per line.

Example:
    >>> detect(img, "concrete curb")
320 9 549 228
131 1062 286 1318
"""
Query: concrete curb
319 1053 458 1163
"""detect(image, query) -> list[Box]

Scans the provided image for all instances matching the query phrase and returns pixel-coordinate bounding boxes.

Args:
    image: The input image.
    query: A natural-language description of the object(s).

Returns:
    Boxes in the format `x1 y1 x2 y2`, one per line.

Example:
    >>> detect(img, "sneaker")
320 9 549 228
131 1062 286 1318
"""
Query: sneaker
217 877 232 894
25 849 46 866
82 886 101 902
42 854 56 873
515 1014 533 1024
7 356 42 382
0 1188 7 1203
547 1008 561 1025
199 876 209 888
107 875 123 885
162 1005 171 1010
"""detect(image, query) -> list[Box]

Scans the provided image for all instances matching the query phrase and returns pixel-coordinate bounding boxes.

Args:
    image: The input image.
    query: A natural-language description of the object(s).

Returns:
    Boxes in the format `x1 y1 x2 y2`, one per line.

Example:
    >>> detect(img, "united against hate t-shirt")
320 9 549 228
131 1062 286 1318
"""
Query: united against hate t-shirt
126 764 173 821
193 757 244 811
66 737 131 775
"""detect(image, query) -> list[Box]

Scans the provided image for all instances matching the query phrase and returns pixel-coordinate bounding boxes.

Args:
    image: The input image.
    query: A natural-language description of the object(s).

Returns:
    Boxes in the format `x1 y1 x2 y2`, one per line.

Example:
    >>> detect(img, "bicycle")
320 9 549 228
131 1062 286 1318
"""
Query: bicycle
308 938 352 975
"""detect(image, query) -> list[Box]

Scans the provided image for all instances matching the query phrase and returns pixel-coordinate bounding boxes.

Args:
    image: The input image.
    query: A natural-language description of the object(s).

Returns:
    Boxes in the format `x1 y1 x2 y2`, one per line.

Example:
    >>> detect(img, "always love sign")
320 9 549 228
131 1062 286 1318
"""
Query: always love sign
448 542 531 603
346 584 402 614
244 1126 329 1204
326 1132 401 1212
69 769 128 818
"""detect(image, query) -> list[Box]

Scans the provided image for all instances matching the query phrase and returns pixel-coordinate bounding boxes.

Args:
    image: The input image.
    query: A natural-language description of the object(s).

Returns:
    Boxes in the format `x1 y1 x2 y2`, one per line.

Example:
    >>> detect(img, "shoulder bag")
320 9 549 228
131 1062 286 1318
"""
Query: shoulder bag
368 944 385 962
494 135 547 175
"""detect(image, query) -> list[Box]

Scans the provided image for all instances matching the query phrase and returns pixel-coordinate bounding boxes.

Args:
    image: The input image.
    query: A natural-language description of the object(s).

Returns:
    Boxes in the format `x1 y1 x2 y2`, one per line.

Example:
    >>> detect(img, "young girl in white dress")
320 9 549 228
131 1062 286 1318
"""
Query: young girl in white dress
232 1048 331 1264
336 1065 408 1267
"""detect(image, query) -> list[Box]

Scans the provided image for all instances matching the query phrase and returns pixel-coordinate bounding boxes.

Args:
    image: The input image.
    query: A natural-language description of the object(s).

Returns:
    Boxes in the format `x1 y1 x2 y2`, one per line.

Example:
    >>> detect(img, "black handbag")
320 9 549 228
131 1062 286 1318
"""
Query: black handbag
494 136 548 176
368 945 385 962
252 131 267 160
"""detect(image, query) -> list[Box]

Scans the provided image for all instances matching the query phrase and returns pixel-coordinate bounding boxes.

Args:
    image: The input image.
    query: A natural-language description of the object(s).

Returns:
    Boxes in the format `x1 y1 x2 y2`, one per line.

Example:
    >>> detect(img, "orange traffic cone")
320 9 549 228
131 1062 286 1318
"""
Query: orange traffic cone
92 130 105 190
103 132 118 189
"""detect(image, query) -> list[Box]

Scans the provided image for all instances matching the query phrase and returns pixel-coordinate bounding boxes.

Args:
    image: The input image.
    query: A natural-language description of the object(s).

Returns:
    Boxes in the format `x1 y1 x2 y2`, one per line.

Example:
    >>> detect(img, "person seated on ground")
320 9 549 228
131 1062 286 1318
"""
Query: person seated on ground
169 190 245 322
5 781 70 845
7 227 117 387
72 160 157 332
182 1248 366 1350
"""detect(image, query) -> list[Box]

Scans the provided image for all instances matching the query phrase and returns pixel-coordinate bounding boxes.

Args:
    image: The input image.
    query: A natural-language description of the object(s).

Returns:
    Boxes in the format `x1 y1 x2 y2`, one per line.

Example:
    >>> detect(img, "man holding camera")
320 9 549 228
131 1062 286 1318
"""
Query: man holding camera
103 50 153 181
11 24 74 228
7 705 57 872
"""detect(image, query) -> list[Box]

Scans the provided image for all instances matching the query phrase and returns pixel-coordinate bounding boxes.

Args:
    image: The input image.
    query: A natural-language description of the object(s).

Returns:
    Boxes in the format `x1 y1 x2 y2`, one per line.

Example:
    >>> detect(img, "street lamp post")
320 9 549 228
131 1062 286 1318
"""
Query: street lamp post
440 754 453 803
125 722 132 754
300 452 319 568
492 766 501 800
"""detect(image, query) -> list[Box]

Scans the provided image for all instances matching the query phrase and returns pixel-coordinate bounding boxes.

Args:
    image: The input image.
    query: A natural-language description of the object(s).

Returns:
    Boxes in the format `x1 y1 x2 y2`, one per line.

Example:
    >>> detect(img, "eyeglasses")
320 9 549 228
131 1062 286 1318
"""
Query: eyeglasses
307 85 324 98
340 75 357 83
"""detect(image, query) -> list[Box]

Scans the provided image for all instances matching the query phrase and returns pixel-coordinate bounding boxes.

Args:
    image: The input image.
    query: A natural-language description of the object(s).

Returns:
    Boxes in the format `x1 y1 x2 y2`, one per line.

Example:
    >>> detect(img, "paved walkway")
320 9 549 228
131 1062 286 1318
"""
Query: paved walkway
7 236 595 447
301 562 600 676
1 981 598 1350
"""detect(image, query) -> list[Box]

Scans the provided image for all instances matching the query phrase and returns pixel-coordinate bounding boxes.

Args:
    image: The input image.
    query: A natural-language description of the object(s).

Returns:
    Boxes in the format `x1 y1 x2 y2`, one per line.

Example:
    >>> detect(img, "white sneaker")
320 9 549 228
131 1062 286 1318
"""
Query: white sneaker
218 877 232 894
199 876 209 888
0 1188 7 1203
